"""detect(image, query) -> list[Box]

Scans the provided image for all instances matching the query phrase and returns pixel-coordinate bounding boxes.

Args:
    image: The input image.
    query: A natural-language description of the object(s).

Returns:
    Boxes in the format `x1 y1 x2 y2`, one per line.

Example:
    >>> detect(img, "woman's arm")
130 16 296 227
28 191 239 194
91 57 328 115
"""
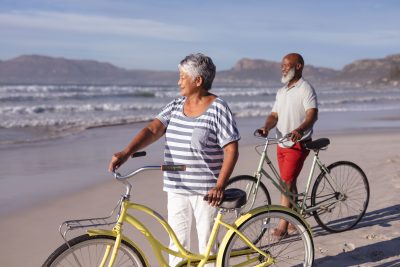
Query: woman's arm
207 141 239 206
108 119 166 171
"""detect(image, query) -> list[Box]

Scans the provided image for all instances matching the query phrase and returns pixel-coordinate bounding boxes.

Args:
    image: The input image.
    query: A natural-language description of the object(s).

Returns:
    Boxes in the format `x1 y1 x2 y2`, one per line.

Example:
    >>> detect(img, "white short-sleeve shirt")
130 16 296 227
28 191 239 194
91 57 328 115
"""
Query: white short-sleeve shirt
271 78 318 143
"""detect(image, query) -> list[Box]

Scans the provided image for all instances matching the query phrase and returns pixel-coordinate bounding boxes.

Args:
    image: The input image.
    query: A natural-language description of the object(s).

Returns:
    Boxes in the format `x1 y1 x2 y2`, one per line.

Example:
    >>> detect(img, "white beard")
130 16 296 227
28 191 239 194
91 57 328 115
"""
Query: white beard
281 68 295 84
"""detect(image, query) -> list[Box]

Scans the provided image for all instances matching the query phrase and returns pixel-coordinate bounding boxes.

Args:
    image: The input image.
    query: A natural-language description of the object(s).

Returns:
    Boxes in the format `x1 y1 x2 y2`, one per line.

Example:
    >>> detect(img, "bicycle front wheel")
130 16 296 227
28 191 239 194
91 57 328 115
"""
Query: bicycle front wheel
311 161 369 232
220 209 314 266
226 175 271 214
43 234 147 267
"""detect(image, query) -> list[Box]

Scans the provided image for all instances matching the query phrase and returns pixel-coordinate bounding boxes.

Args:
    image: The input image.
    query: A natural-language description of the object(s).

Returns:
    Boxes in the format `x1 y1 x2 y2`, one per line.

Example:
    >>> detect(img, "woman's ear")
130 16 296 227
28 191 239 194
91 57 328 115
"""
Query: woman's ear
195 76 204 87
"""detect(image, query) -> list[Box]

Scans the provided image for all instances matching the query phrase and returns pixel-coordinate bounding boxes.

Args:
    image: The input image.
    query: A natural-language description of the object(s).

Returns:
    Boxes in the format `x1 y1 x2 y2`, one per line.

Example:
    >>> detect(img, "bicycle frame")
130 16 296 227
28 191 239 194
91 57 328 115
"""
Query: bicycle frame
87 196 273 267
252 138 341 216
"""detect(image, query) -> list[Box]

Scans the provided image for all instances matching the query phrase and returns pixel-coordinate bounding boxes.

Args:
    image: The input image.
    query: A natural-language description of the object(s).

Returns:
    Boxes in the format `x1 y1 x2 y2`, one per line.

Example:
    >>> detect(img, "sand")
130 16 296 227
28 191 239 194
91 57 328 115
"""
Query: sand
0 119 399 266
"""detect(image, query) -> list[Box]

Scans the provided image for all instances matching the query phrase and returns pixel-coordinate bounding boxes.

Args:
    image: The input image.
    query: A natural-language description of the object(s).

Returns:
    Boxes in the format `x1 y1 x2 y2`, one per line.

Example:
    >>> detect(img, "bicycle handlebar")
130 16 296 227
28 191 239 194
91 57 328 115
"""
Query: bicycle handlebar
112 151 186 181
111 150 186 198
253 130 291 143
113 165 186 180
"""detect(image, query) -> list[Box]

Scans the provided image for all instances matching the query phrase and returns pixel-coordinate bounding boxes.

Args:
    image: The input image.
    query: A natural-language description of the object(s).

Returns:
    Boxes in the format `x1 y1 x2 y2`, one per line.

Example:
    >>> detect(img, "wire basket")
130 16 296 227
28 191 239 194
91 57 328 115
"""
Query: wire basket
59 198 121 244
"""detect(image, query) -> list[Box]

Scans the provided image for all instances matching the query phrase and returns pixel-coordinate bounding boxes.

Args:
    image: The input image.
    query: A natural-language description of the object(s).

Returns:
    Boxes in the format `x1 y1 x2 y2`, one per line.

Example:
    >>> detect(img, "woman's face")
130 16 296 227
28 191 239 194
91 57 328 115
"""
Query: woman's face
178 70 199 96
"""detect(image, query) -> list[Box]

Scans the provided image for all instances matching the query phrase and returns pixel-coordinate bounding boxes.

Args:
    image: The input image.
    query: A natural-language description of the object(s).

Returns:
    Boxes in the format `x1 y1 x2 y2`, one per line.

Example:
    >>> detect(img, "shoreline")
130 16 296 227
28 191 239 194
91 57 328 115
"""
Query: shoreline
2 108 400 147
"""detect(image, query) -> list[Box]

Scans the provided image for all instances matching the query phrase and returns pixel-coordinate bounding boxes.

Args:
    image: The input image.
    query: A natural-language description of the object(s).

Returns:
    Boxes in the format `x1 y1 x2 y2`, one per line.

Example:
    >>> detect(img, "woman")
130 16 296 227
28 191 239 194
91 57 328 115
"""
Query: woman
108 53 240 266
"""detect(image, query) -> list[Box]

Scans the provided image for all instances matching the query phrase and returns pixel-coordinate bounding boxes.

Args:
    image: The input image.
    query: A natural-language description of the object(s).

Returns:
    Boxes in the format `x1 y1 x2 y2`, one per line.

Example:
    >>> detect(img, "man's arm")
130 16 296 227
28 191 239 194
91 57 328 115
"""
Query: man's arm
290 108 318 142
258 112 278 137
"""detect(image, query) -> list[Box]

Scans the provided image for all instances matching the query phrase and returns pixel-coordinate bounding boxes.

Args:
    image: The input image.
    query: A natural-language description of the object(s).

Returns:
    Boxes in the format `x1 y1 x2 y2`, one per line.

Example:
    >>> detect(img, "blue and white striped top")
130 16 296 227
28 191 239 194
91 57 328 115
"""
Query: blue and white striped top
156 96 240 195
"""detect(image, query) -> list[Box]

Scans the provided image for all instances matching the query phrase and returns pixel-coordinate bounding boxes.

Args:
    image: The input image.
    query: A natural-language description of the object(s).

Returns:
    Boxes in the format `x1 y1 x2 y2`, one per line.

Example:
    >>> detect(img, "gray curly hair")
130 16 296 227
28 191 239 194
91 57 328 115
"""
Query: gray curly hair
178 53 216 90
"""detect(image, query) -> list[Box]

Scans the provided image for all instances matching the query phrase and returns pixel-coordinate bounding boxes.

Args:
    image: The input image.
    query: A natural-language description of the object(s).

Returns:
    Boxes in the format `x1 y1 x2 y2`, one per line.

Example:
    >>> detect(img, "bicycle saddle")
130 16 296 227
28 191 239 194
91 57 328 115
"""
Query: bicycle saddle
219 188 247 209
304 138 330 150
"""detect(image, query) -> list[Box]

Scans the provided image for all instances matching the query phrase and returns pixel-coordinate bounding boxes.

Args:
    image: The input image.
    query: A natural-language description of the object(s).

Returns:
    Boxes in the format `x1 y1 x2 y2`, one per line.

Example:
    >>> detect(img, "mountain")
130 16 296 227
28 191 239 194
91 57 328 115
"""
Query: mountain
0 54 399 87
0 55 177 85
216 58 339 87
329 54 400 87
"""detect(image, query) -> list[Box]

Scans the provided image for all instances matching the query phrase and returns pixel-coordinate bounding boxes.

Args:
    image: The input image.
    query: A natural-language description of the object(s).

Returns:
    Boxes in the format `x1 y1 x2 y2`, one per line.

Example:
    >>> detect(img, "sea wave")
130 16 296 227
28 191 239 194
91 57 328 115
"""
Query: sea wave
0 102 165 115
318 95 400 105
0 114 155 128
0 85 278 100
1 85 400 144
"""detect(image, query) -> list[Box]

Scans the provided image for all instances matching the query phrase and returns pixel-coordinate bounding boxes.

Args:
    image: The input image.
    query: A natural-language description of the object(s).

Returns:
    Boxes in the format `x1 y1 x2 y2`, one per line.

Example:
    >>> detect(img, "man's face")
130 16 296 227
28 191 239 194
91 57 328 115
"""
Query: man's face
280 57 297 84
281 57 295 76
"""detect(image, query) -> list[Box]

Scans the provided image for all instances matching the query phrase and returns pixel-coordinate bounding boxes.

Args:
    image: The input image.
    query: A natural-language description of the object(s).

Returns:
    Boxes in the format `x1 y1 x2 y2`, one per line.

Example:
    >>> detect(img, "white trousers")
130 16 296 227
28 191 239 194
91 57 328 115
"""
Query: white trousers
167 192 217 267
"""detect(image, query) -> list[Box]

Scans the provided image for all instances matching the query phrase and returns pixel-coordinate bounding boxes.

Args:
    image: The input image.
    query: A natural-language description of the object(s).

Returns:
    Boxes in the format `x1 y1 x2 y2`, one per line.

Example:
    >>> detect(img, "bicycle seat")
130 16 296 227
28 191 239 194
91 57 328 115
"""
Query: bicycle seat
303 138 330 150
219 188 247 209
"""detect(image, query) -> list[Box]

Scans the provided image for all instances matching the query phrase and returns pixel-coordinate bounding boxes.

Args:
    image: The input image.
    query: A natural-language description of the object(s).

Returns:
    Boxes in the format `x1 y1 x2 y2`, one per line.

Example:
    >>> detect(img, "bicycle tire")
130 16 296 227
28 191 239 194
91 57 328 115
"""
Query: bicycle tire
220 209 314 266
43 234 147 267
217 175 272 244
226 175 271 214
311 161 369 233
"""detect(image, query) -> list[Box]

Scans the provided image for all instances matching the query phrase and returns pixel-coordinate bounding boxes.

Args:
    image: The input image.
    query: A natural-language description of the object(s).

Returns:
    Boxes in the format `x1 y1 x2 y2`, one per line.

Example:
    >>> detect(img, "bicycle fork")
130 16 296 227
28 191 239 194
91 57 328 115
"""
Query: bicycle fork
98 201 128 267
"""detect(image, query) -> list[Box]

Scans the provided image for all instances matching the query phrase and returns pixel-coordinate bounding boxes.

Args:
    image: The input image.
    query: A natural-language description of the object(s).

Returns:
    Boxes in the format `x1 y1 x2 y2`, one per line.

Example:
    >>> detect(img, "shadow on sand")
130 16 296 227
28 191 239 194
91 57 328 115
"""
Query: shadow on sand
312 204 400 266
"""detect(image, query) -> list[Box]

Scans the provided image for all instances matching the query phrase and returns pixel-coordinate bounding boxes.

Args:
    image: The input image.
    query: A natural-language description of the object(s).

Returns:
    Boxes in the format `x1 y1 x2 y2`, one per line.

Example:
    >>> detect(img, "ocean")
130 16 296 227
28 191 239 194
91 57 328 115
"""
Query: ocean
1 84 400 144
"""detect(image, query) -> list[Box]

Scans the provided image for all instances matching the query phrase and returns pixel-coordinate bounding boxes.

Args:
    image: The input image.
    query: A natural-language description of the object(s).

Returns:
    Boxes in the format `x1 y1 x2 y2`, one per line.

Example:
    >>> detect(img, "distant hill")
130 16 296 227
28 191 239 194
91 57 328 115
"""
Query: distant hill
329 54 400 87
0 55 177 85
0 54 399 87
216 58 338 87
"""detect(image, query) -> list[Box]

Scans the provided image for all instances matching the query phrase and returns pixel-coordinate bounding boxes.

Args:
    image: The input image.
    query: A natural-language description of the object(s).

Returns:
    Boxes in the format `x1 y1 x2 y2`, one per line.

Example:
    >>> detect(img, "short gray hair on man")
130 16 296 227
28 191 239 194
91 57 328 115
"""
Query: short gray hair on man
178 53 216 90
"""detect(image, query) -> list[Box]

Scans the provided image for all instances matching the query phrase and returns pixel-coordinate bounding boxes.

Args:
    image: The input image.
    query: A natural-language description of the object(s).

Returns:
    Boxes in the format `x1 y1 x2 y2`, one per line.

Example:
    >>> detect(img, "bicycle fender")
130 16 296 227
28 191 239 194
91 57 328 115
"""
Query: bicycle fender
216 205 313 266
87 229 150 266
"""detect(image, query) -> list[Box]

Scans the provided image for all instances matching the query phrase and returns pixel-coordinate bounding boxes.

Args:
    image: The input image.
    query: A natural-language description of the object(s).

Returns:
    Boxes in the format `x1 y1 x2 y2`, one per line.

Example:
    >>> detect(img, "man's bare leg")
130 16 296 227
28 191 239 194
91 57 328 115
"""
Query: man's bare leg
273 179 298 236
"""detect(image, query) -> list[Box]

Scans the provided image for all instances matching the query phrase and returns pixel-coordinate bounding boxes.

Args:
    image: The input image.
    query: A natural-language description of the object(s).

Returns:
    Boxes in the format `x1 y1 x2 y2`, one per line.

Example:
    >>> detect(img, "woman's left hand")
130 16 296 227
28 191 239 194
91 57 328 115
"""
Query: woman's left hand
206 186 224 207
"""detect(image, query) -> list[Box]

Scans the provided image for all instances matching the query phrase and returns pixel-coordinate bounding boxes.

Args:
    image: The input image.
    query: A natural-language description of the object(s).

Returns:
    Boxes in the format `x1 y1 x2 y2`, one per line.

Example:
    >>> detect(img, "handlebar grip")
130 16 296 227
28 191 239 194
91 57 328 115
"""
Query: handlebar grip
131 151 146 158
161 165 186 171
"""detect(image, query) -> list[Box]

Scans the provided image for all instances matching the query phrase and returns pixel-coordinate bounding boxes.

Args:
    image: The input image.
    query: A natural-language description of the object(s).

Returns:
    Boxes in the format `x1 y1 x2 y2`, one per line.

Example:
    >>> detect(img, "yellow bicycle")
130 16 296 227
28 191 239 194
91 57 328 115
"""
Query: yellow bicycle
43 152 314 267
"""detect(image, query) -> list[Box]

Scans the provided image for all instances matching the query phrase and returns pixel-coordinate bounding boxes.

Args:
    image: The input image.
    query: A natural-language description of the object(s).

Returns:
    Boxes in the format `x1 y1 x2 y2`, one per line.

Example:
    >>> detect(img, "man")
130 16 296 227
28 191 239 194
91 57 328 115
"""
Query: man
258 53 318 236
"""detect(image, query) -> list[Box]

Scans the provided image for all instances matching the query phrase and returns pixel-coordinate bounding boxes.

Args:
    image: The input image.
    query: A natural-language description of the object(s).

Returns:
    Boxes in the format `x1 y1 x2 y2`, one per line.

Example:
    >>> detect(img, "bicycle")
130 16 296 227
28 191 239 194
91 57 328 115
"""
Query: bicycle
225 131 370 233
43 152 314 266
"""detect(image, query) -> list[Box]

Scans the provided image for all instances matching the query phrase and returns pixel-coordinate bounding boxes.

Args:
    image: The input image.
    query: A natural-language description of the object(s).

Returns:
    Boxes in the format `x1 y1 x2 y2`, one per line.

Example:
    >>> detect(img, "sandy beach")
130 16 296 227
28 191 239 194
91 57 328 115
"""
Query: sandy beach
0 115 399 266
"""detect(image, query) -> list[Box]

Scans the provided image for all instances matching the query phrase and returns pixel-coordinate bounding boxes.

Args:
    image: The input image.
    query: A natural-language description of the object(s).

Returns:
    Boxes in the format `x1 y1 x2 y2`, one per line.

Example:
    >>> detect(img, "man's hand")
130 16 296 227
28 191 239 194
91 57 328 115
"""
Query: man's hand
108 151 130 172
257 127 269 137
206 186 224 207
290 129 303 142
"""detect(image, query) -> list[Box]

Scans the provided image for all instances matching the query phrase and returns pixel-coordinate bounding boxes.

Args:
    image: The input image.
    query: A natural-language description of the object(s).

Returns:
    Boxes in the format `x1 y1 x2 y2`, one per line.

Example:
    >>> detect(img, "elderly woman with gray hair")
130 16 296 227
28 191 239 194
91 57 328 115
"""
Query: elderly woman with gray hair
108 53 240 266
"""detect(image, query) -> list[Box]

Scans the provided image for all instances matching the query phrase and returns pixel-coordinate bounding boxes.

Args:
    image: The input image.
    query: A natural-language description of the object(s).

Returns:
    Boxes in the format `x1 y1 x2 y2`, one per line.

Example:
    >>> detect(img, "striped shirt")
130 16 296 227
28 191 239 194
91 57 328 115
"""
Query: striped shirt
156 96 240 195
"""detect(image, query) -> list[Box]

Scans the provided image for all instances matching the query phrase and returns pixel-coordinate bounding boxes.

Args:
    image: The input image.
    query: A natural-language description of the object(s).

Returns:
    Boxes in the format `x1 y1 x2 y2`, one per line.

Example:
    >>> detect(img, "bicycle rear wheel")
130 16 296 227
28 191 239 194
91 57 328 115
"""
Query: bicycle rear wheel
311 161 369 232
220 209 314 266
43 234 146 267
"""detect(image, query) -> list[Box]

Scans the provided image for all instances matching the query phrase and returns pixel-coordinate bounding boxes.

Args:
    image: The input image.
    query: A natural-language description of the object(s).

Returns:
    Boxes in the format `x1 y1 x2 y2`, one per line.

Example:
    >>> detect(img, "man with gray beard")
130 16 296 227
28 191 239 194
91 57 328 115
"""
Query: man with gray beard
258 53 318 236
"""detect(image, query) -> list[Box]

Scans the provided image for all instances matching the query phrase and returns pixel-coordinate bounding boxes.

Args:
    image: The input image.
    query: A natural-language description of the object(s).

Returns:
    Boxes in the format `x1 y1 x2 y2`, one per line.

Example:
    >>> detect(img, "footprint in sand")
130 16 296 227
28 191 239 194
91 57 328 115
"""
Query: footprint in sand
318 247 328 254
365 233 377 240
342 243 355 252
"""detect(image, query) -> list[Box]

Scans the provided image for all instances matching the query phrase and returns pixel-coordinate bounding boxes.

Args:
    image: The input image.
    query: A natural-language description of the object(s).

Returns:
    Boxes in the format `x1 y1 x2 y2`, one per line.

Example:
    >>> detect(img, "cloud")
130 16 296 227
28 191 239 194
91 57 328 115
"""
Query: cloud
0 10 197 41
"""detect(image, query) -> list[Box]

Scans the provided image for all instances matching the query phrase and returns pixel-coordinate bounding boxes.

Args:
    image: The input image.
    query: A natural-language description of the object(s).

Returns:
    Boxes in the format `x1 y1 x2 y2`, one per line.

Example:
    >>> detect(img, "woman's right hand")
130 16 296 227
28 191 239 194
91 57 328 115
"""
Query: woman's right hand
108 151 130 172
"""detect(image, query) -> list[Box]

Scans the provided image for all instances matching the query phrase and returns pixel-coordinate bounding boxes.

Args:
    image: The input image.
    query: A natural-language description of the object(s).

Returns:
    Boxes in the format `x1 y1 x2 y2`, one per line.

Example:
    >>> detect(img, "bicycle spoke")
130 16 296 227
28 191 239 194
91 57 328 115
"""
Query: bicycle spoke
312 161 369 232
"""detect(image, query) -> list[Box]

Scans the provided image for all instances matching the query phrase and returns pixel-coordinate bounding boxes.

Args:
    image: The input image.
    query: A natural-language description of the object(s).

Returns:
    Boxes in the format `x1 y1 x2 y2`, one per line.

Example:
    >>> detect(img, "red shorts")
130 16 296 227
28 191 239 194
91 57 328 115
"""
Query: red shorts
277 142 310 183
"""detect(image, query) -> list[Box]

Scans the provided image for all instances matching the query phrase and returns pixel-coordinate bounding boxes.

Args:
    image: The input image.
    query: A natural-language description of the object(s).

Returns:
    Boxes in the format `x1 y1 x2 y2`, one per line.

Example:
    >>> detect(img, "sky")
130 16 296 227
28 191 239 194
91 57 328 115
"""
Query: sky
0 0 399 71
